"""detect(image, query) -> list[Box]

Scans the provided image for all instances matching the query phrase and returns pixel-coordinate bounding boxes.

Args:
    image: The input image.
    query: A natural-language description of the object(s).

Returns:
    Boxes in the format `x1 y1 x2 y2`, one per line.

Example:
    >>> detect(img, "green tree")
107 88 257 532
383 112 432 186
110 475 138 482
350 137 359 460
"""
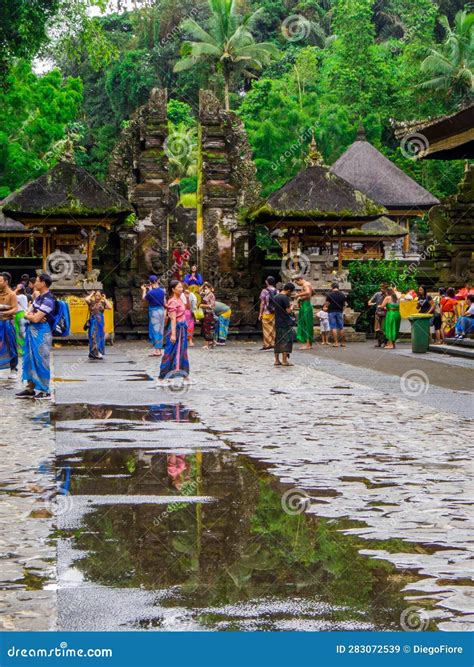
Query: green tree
174 0 279 109
419 10 474 102
0 61 83 194
0 0 59 80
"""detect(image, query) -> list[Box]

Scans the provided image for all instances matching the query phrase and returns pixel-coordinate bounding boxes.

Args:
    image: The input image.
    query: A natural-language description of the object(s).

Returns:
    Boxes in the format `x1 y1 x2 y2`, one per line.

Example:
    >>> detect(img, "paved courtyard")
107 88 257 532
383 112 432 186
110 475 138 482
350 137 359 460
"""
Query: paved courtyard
0 341 472 631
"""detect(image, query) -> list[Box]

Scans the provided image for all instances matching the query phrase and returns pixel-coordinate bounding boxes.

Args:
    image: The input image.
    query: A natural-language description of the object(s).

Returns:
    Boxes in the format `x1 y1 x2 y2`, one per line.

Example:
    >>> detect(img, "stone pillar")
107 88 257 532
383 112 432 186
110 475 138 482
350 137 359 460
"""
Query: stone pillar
108 89 171 328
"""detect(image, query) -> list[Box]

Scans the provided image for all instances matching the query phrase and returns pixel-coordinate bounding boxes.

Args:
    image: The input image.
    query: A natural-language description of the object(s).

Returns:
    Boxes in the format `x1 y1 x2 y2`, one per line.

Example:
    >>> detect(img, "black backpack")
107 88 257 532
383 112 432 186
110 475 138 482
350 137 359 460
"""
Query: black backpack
267 288 277 314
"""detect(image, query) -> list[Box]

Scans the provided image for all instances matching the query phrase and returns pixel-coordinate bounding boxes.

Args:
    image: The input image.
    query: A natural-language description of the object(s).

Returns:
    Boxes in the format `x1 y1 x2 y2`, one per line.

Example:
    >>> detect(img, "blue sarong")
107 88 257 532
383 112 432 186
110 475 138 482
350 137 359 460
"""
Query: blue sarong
89 312 105 357
216 314 231 342
0 319 18 370
22 322 52 392
159 321 189 379
149 306 165 350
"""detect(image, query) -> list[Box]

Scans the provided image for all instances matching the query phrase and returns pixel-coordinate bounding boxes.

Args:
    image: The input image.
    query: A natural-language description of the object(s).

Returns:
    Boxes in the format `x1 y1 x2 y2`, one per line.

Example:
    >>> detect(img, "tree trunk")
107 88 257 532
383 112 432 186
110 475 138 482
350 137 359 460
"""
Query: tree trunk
224 72 230 111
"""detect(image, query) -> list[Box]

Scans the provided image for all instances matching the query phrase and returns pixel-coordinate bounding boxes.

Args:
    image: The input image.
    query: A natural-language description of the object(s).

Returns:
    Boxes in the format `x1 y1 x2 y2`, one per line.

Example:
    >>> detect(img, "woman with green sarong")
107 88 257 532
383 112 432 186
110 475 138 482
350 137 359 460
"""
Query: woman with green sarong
13 286 28 356
295 276 314 349
381 289 401 349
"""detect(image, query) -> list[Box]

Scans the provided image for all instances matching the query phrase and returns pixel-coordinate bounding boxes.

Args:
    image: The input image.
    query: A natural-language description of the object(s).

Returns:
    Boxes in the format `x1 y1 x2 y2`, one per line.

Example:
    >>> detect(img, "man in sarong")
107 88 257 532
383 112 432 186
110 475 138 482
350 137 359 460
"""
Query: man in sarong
142 276 166 357
0 272 19 379
16 273 55 400
294 275 314 350
258 276 277 350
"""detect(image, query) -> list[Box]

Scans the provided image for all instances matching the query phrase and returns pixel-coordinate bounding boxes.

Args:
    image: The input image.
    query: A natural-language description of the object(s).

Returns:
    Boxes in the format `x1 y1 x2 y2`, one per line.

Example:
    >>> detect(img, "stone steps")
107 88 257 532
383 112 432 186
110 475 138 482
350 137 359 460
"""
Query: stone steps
428 341 474 360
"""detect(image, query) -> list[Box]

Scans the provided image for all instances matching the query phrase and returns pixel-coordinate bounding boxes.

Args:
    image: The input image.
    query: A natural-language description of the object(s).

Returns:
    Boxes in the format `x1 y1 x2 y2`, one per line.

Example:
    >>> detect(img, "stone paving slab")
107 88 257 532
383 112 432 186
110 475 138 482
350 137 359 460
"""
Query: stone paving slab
0 372 56 631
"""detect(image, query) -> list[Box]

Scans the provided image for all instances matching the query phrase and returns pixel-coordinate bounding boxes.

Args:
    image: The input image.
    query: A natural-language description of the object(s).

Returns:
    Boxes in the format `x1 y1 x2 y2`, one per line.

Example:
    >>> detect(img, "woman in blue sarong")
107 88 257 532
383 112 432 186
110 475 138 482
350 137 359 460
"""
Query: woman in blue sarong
85 291 111 360
141 276 166 357
17 273 56 399
159 280 190 382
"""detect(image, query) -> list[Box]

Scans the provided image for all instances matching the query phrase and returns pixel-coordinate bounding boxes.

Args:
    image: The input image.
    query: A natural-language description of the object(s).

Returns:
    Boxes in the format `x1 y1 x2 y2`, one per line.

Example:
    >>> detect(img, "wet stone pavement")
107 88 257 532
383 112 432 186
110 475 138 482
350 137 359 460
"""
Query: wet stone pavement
0 341 473 632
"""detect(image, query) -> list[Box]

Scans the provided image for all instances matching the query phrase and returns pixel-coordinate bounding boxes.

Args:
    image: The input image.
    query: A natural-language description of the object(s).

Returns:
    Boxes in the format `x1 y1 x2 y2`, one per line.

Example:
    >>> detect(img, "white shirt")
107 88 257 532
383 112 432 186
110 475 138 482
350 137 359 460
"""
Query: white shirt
17 294 28 312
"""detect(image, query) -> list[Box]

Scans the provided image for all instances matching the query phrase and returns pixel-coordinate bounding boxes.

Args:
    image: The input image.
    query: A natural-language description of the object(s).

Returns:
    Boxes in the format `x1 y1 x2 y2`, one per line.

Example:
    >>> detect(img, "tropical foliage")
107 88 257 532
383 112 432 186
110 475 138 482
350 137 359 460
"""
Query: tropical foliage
174 0 279 109
0 0 470 201
419 10 474 102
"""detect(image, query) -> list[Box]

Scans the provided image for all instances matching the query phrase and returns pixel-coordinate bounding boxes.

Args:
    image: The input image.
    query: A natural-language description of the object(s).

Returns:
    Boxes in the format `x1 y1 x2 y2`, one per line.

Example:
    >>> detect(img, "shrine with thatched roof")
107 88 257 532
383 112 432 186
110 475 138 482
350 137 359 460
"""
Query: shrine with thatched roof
331 124 439 253
1 160 133 284
248 135 414 271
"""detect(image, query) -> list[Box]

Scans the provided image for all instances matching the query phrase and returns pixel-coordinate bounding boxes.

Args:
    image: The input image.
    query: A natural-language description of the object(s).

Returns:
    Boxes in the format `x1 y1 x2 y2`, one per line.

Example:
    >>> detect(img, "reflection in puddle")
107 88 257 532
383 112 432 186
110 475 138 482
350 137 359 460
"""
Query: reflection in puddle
56 434 428 631
52 404 200 423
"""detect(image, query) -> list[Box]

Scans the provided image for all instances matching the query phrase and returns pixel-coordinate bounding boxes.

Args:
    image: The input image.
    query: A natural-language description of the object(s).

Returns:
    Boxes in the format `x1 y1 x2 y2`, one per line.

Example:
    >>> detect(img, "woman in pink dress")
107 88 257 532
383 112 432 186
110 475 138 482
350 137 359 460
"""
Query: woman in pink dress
159 280 190 381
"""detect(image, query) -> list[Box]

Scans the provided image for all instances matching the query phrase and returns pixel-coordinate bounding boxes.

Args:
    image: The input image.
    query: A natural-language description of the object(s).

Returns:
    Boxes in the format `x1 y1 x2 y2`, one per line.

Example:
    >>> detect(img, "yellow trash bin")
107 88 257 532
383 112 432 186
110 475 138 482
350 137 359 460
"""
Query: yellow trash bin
65 296 115 344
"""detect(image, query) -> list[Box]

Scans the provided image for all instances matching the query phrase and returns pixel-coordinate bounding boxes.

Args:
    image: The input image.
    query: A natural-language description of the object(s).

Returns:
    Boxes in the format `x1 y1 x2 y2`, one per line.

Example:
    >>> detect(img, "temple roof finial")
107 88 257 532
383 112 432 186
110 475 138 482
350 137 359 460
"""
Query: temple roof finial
62 130 76 164
356 122 366 141
307 130 324 167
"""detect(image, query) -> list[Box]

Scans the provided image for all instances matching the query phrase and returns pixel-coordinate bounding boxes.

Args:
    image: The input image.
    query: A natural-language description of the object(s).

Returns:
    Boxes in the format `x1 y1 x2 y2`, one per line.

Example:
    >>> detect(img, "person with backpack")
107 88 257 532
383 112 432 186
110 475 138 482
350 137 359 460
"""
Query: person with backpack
258 276 277 350
16 273 56 400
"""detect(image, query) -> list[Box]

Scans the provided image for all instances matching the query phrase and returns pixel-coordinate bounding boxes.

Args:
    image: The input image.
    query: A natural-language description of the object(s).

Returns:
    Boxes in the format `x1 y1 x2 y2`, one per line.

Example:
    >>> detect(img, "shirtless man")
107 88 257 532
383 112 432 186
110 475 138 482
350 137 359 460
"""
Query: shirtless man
294 275 314 350
0 272 19 378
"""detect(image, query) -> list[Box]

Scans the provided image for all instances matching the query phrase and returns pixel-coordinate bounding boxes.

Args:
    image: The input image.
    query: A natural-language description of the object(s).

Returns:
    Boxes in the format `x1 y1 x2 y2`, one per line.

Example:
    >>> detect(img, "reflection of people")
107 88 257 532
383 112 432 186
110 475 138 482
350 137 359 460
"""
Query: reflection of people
159 280 190 382
88 406 113 420
85 291 112 360
167 454 190 490
295 275 314 350
142 276 166 357
0 271 19 379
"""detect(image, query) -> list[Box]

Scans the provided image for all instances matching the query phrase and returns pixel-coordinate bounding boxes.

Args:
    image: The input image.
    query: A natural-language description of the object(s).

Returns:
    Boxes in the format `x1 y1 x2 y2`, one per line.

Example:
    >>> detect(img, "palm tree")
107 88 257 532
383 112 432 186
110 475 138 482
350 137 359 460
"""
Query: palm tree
173 0 279 110
419 10 474 102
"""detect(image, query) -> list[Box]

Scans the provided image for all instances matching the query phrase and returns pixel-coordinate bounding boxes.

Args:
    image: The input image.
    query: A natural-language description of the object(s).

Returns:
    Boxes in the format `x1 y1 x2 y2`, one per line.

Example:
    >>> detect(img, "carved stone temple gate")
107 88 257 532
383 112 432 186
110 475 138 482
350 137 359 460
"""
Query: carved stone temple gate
106 88 262 331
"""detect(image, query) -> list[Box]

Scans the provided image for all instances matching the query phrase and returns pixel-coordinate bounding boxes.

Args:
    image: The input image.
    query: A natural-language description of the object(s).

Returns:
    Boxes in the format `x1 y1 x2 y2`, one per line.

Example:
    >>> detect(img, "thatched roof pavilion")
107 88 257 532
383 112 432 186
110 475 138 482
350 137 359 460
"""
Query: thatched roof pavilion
331 125 439 211
2 161 133 274
249 136 387 268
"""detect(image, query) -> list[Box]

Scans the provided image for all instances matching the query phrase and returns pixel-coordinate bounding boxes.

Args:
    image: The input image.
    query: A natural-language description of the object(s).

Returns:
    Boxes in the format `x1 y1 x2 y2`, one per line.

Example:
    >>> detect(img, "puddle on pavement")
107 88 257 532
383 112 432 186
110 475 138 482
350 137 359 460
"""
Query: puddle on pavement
51 404 199 423
51 403 440 632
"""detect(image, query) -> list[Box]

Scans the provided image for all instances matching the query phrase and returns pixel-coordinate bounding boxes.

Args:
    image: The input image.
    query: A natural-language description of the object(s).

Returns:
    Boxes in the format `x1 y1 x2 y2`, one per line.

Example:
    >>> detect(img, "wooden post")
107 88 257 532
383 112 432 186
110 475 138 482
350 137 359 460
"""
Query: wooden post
403 217 410 253
42 236 47 270
87 229 94 275
338 237 342 272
